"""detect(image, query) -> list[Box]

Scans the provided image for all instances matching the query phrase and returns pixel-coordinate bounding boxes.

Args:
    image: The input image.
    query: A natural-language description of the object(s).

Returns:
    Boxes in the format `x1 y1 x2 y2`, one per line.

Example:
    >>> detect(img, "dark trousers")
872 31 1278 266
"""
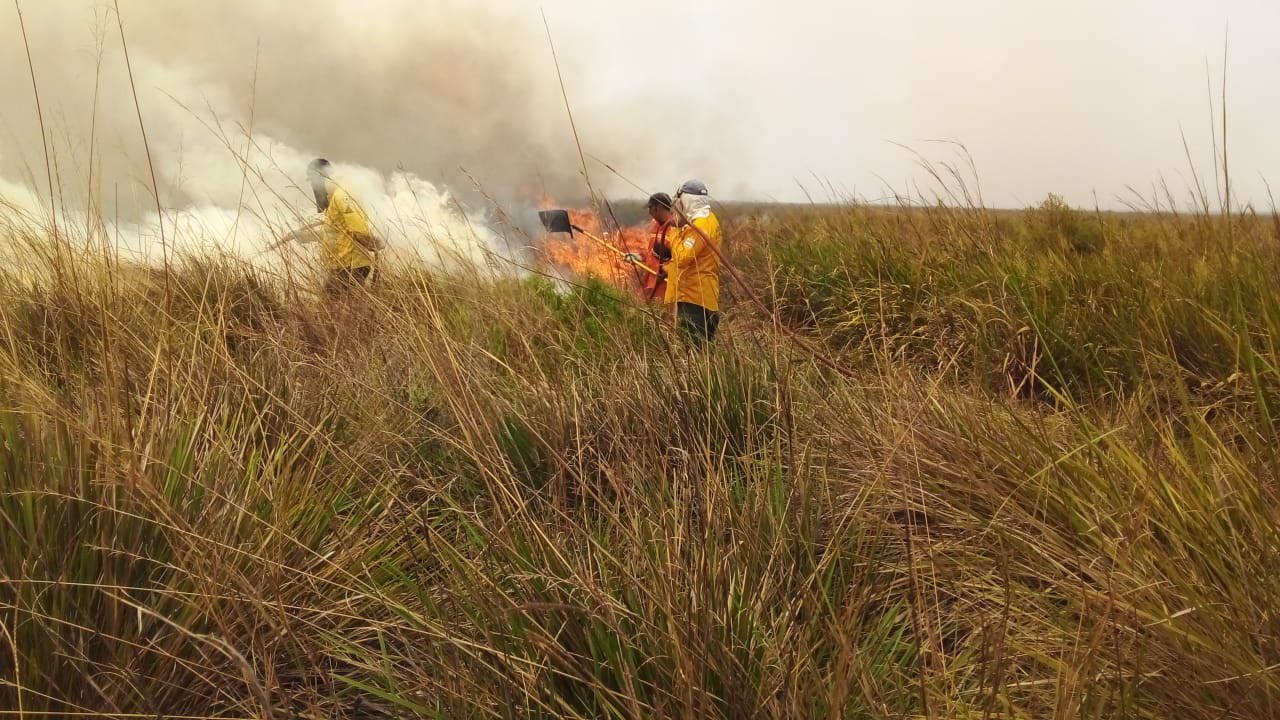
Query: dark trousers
675 302 720 343
323 266 372 298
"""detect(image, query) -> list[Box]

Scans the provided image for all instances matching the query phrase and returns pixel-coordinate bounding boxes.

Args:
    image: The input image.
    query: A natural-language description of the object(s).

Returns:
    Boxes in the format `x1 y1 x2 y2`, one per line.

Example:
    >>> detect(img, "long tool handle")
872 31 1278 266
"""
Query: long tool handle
571 224 658 276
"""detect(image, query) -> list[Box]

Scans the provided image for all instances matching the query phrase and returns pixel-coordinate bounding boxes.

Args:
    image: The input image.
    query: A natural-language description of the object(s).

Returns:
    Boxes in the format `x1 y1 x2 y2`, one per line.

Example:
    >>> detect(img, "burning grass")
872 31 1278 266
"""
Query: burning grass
3 194 1280 719
538 206 663 302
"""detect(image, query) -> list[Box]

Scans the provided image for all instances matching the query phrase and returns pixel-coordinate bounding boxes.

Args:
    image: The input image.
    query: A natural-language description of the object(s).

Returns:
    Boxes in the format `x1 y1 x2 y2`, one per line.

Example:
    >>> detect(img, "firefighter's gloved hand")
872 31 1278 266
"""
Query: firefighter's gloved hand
622 253 643 264
657 268 668 282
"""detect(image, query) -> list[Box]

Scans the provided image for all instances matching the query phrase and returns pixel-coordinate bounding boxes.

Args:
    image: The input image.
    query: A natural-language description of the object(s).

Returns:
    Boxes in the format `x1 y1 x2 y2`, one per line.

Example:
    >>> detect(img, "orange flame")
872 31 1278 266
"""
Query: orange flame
539 206 667 302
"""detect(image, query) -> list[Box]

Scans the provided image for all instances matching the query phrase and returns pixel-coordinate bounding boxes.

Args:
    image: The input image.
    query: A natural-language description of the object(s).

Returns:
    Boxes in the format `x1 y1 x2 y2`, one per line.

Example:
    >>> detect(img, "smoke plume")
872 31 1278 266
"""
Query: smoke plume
0 0 724 268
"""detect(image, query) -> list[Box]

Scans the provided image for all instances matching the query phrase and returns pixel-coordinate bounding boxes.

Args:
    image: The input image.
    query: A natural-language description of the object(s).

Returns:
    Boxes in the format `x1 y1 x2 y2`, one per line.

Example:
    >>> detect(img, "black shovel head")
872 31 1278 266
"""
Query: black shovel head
538 209 573 235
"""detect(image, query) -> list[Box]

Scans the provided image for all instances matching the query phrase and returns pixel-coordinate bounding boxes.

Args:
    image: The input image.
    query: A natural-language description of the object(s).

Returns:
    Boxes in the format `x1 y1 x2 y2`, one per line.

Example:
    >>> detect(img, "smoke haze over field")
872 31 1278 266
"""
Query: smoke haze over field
1 0 1278 259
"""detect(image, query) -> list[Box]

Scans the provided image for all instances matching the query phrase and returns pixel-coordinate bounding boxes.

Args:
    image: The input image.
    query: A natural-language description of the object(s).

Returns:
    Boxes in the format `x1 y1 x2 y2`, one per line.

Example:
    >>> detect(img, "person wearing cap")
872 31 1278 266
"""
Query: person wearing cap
276 158 384 297
643 192 676 302
665 179 722 343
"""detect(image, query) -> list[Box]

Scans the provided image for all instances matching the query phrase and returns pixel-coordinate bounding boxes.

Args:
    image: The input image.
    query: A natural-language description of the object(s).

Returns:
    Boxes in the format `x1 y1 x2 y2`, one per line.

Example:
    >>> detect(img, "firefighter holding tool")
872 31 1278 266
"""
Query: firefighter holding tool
625 192 677 302
644 192 676 302
275 157 384 299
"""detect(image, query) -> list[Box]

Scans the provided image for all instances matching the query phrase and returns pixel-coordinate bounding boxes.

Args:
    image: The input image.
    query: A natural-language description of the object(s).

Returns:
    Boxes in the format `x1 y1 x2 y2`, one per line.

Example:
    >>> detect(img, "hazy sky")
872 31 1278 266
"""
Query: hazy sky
545 0 1279 209
1 0 1277 223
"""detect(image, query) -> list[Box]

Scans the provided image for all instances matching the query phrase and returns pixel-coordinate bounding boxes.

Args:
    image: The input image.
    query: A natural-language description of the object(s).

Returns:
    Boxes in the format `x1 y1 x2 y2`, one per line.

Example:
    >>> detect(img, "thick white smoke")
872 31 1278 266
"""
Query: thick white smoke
0 7 525 278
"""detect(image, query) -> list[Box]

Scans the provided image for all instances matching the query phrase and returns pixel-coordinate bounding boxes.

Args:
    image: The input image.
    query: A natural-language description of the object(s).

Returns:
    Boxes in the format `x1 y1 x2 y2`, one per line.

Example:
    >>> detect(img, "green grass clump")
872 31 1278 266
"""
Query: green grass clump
738 201 1280 408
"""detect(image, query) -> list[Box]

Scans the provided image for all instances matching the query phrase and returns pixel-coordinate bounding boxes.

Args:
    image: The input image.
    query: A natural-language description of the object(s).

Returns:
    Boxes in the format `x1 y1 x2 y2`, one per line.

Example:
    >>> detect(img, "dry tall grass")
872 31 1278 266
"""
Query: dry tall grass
2 191 1280 719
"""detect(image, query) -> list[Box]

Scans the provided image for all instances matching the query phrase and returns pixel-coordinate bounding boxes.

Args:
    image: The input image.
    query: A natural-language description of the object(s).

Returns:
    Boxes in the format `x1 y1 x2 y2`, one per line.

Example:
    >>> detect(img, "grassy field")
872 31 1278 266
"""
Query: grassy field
3 192 1280 719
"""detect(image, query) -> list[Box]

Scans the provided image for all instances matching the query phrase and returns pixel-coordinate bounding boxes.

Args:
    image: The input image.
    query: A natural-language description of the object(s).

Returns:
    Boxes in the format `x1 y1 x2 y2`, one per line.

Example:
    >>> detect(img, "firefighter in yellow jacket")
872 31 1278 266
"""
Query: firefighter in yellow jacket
665 179 722 343
277 158 383 297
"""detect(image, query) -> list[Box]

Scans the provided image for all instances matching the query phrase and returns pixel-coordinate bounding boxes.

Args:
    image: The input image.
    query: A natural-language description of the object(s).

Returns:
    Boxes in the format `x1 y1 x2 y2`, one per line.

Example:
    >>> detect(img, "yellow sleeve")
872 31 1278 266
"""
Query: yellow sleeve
673 216 719 270
329 187 372 236
672 227 695 270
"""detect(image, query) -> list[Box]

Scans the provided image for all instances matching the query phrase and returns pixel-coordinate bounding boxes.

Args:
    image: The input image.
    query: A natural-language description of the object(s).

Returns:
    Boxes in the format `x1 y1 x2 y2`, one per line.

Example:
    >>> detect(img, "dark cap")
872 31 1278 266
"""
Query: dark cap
647 192 673 210
675 179 708 197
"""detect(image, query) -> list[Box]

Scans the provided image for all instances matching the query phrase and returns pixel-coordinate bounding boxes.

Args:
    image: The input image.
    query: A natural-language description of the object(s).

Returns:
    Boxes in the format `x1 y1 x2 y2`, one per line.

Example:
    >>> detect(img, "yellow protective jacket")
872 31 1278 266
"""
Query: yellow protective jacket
321 183 374 270
664 211 722 311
